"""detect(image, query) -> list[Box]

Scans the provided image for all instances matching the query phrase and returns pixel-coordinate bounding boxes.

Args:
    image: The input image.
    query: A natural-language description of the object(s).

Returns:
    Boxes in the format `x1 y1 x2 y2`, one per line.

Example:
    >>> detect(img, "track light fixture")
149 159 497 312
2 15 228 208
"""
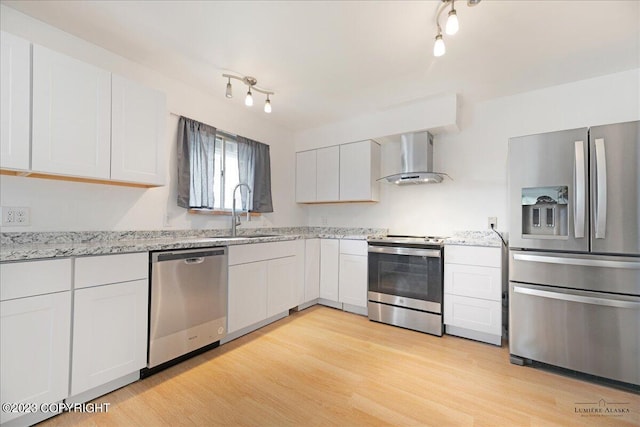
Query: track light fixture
222 73 274 113
433 0 481 57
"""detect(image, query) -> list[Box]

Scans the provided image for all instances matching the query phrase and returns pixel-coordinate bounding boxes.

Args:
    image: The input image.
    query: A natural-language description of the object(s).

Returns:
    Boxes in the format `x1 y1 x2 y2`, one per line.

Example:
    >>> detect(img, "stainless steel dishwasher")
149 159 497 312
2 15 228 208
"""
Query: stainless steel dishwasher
147 247 227 370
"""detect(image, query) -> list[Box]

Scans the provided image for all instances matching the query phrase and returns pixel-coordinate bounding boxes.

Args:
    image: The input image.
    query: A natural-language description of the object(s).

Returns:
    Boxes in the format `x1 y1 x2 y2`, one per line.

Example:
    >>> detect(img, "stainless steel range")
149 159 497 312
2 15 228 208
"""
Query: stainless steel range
367 235 445 336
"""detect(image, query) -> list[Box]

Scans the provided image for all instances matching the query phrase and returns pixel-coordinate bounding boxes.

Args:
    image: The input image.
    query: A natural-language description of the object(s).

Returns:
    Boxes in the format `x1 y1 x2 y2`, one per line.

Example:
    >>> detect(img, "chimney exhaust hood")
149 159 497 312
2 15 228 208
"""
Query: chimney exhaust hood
379 131 449 185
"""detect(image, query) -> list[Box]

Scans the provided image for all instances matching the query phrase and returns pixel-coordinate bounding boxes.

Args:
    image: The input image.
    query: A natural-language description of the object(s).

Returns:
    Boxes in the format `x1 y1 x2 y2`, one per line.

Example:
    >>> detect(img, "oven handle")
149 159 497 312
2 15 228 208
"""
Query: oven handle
368 246 441 258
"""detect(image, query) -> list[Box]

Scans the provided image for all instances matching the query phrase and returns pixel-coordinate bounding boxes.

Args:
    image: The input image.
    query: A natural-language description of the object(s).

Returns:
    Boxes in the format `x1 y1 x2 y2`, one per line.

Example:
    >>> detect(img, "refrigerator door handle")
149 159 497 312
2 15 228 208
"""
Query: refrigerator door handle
513 285 640 310
594 138 607 239
512 253 640 269
574 140 586 238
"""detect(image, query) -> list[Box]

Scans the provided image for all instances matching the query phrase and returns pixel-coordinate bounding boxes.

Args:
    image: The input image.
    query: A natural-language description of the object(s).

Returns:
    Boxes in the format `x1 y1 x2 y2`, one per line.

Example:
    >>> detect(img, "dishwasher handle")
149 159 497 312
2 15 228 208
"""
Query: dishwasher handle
153 248 226 263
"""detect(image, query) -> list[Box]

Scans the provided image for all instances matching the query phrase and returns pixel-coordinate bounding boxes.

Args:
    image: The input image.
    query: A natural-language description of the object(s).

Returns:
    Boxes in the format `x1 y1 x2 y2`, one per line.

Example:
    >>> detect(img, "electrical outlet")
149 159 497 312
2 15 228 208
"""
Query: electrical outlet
2 206 31 226
488 216 497 229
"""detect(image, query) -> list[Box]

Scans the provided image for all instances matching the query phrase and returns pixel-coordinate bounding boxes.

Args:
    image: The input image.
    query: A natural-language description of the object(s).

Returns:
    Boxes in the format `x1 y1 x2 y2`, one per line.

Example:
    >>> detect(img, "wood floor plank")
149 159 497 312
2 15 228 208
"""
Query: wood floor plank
39 306 639 426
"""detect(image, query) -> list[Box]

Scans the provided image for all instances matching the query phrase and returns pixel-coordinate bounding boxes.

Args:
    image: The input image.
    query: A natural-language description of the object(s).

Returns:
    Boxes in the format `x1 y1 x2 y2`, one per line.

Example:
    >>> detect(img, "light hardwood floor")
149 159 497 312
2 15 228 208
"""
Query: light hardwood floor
41 305 638 426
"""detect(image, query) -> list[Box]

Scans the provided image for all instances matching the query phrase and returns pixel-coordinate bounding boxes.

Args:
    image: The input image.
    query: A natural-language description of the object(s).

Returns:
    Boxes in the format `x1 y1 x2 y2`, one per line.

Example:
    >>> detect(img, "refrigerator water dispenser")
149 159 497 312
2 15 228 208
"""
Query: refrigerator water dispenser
521 186 568 237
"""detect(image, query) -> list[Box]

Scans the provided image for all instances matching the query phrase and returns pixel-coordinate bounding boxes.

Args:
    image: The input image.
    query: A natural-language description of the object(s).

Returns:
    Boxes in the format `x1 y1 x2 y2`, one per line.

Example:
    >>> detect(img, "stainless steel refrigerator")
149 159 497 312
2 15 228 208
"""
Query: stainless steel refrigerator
508 120 639 386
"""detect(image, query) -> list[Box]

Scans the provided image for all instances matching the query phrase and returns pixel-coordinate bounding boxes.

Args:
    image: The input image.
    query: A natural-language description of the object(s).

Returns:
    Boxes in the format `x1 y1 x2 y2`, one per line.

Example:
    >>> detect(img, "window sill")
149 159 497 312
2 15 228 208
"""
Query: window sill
188 209 261 217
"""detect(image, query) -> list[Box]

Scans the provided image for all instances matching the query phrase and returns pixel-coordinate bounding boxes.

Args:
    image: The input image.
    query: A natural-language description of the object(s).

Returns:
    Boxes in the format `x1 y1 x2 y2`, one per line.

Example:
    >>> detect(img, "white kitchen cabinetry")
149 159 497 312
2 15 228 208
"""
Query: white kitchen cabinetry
226 241 297 340
295 150 317 203
295 140 379 203
69 253 148 403
338 240 368 315
227 261 268 333
1 35 166 186
111 74 166 185
339 140 380 202
32 44 112 179
319 239 340 303
300 238 320 306
0 259 72 426
444 245 503 346
0 31 30 171
316 146 340 201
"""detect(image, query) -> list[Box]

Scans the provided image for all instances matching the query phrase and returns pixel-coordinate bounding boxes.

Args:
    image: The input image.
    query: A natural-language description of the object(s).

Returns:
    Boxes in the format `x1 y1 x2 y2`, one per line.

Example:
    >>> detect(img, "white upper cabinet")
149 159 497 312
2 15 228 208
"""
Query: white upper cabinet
316 146 340 201
296 140 380 203
0 31 30 171
111 74 166 185
32 44 111 179
295 150 317 203
340 140 380 202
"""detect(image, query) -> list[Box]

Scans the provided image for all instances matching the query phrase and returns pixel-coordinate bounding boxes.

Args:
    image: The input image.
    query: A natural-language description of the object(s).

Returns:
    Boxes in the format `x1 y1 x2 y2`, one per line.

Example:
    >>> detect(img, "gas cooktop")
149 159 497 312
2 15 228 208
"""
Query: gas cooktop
367 235 447 247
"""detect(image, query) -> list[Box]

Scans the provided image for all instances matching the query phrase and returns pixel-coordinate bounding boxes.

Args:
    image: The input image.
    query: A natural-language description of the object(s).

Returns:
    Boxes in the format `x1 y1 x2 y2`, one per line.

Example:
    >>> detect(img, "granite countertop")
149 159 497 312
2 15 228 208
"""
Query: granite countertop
445 230 506 248
0 227 387 262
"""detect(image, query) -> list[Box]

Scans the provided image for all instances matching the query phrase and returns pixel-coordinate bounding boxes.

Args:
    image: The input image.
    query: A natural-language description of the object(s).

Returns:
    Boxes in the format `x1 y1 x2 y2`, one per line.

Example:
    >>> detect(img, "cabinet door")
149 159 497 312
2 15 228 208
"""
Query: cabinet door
0 292 71 425
71 280 148 396
0 31 30 171
111 74 166 185
295 150 317 203
228 262 268 333
444 294 501 336
319 239 339 301
444 264 502 301
267 256 296 317
316 146 340 201
340 140 380 202
32 45 111 179
304 239 320 302
339 254 368 308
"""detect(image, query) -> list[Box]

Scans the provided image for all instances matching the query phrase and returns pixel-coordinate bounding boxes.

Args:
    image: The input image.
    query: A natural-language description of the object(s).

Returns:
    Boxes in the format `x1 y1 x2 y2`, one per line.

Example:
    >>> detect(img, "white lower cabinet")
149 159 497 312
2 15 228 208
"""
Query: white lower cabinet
226 241 297 339
228 261 268 333
70 279 148 397
300 239 320 305
0 292 71 425
444 245 503 346
338 240 368 314
267 256 297 317
68 253 148 403
319 239 339 302
0 258 72 426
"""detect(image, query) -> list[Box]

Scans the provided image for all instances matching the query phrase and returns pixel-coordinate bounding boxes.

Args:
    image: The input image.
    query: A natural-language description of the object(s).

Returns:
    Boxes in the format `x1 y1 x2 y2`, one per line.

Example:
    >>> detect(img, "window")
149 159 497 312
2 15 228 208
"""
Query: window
177 116 273 213
214 135 240 210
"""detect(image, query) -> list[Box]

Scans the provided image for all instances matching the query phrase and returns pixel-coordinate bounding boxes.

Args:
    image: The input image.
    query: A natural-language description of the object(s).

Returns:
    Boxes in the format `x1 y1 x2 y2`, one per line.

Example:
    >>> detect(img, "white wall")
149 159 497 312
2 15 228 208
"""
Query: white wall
295 69 640 236
0 6 305 231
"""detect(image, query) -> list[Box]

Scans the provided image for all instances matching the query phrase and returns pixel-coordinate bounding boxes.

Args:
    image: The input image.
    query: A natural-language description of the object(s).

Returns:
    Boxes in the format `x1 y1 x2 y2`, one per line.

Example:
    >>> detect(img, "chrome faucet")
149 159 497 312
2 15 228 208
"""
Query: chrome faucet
231 183 252 237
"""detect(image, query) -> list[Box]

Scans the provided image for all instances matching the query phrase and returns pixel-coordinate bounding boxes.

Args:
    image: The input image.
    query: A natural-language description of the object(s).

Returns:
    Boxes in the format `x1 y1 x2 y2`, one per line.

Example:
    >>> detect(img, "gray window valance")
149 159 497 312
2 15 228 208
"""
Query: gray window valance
177 117 217 209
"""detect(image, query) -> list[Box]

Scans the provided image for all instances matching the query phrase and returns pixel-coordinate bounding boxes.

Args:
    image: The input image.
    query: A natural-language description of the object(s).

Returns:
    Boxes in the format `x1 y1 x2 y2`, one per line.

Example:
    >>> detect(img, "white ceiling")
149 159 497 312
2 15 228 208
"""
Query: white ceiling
3 0 639 132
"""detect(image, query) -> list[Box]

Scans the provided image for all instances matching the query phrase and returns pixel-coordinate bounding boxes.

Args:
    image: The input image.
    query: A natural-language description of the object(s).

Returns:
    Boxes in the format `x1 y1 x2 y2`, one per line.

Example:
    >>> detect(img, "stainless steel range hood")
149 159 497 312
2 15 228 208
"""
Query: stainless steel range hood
379 131 449 185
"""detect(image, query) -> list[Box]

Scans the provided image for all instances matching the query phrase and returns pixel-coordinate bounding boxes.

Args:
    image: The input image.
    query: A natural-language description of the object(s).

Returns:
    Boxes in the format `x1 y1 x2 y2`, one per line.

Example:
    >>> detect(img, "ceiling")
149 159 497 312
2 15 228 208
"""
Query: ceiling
2 1 639 132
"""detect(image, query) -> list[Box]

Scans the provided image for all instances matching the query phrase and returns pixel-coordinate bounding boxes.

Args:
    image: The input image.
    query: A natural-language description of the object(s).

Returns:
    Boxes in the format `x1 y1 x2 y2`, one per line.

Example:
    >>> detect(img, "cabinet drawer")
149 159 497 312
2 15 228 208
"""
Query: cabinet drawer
339 239 367 256
1 258 72 301
445 245 501 267
228 241 296 265
444 263 501 301
444 294 501 335
75 252 148 289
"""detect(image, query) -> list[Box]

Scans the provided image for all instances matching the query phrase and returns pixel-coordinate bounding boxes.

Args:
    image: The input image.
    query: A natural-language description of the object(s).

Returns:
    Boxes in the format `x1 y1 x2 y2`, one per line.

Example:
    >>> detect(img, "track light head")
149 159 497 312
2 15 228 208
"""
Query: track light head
225 78 233 98
264 96 272 113
245 88 253 107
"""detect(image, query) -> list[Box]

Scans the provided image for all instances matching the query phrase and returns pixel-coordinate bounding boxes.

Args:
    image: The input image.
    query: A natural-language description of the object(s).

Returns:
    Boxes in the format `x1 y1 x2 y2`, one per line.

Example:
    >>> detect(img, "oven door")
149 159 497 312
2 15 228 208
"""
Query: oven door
368 245 443 313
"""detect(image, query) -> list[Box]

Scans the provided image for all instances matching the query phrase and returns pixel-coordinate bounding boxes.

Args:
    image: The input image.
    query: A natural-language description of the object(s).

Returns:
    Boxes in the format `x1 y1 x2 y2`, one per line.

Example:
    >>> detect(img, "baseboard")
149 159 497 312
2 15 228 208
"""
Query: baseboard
221 311 289 344
66 371 140 405
445 325 502 346
317 298 342 309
